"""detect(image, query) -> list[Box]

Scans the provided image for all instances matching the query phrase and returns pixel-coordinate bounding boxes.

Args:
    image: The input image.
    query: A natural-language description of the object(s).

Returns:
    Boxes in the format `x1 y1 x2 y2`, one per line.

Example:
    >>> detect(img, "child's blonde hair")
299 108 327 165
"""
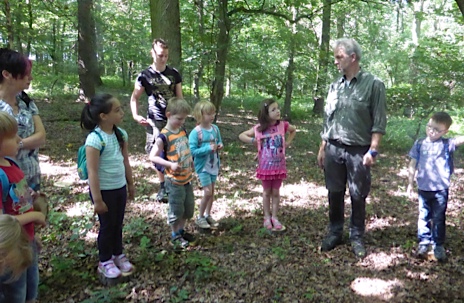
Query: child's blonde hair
193 101 216 123
0 214 32 281
166 97 191 116
0 112 18 143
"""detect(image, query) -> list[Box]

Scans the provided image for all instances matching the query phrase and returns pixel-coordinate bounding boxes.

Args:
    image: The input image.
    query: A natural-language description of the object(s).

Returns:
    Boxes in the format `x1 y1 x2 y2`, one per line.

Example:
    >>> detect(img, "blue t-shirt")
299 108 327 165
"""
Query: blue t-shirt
85 127 128 190
188 125 222 175
409 137 457 191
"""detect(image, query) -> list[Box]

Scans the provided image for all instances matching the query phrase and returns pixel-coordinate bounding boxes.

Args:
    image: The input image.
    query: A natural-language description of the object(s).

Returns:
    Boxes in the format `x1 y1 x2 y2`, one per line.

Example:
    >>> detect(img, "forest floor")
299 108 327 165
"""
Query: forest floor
34 97 464 303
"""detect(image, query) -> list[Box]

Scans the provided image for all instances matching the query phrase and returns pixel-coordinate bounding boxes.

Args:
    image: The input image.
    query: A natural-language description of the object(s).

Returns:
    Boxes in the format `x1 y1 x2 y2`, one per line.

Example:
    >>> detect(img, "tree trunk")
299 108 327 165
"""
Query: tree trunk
283 6 297 121
26 0 33 56
15 1 23 53
210 0 230 112
149 0 182 72
409 0 424 86
283 49 294 122
193 0 205 102
3 0 13 48
313 0 331 115
78 0 101 98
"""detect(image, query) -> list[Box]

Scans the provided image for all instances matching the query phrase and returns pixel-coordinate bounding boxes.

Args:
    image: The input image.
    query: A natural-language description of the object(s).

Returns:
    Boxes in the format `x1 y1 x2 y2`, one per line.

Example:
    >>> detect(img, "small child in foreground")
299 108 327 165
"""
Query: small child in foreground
407 111 464 262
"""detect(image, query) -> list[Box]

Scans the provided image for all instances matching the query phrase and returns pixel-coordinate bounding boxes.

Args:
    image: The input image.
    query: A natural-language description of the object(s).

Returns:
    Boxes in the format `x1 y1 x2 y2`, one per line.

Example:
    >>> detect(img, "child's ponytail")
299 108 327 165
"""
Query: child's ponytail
80 103 97 131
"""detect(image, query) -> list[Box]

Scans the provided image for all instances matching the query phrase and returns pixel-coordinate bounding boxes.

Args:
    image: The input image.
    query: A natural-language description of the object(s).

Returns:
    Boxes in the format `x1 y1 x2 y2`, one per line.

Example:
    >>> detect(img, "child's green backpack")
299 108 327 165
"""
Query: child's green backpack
77 131 105 180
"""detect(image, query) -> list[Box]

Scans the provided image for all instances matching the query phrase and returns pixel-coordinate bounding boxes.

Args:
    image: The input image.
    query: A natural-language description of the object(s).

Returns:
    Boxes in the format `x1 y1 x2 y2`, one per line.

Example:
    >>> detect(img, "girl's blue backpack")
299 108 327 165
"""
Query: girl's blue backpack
77 131 105 180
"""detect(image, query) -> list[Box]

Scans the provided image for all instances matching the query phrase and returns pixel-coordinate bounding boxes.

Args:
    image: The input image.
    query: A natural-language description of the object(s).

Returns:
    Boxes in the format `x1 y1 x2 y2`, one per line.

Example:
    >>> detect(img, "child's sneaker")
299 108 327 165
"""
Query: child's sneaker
156 187 168 203
206 215 219 228
416 244 429 259
98 259 121 279
113 254 134 275
196 216 211 229
171 235 189 249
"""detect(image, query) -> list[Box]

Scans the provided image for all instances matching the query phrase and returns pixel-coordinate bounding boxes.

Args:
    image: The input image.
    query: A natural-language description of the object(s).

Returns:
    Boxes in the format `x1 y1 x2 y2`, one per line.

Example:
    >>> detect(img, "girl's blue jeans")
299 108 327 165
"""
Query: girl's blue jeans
417 189 448 246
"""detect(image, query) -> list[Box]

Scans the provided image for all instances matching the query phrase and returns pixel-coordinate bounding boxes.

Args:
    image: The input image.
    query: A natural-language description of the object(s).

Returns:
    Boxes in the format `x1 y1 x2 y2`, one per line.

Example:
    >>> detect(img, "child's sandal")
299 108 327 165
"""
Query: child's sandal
271 217 284 231
263 217 272 230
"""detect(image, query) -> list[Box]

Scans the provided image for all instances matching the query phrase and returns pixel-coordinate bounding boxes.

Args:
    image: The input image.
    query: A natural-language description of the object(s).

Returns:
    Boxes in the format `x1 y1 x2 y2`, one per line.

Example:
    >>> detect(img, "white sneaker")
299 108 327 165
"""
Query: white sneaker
196 216 211 229
113 254 134 274
98 260 121 279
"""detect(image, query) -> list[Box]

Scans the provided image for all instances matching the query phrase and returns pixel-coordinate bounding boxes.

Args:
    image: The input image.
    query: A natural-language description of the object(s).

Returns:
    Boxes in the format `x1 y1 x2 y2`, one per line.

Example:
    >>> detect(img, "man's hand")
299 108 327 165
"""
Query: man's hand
317 148 325 169
362 152 376 166
134 115 149 126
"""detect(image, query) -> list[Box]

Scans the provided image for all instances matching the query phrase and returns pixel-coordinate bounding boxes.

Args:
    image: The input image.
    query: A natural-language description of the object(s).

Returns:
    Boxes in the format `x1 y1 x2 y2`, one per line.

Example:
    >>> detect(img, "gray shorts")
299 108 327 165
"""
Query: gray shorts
145 120 167 154
166 178 195 225
324 140 371 199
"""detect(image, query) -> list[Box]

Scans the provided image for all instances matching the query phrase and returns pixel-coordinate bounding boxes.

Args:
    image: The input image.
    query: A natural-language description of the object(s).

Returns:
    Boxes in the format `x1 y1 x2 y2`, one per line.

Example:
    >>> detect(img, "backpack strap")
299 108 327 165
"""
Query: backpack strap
93 130 106 154
0 157 20 213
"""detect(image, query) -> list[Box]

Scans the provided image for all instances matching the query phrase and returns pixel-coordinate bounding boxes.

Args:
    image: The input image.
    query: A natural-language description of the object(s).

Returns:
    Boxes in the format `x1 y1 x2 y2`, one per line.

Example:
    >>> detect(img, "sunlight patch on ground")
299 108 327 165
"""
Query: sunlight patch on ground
367 216 411 231
406 270 438 281
66 202 93 217
350 277 403 301
361 252 406 271
84 230 98 241
131 201 166 215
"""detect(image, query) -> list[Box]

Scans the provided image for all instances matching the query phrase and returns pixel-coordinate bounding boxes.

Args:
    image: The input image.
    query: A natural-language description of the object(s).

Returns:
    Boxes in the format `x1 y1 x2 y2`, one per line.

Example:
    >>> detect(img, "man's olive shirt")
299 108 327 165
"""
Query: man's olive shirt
321 69 387 146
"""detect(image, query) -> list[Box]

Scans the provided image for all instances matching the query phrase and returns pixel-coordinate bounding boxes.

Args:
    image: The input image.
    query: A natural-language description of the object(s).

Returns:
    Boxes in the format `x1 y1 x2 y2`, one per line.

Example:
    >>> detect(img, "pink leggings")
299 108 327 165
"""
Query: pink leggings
261 179 283 190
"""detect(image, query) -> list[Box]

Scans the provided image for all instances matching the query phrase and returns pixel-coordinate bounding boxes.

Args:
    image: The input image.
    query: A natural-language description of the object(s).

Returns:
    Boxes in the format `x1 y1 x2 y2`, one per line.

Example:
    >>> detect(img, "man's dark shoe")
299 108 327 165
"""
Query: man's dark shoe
351 240 366 259
321 234 342 252
434 245 447 262
156 187 168 203
416 244 429 259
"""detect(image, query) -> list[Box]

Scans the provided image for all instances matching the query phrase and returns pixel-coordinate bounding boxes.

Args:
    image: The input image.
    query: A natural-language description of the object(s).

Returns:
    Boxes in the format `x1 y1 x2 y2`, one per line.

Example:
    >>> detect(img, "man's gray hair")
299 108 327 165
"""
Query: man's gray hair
334 38 362 61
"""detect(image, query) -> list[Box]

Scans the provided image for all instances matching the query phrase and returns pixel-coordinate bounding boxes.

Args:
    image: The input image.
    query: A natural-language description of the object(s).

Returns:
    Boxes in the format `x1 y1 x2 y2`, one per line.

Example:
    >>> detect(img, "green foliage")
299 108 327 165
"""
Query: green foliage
169 286 189 303
271 246 287 260
123 217 151 239
80 287 127 303
184 251 218 282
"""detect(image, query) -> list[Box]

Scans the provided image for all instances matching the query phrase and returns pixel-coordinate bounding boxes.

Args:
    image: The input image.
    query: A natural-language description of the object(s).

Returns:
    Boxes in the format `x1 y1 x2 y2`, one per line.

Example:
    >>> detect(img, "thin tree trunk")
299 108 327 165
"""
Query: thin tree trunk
26 0 33 56
283 6 297 121
210 0 230 111
15 1 23 53
313 0 331 115
3 0 13 48
193 0 205 102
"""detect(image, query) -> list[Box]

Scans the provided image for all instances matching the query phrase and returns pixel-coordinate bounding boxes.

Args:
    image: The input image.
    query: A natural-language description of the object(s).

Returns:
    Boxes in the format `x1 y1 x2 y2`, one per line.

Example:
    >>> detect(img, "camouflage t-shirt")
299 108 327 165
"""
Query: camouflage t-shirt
135 66 182 121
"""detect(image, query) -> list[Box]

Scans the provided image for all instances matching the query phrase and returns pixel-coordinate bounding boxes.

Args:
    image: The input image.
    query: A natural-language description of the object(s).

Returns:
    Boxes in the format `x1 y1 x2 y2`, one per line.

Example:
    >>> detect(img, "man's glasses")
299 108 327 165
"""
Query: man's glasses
426 124 446 133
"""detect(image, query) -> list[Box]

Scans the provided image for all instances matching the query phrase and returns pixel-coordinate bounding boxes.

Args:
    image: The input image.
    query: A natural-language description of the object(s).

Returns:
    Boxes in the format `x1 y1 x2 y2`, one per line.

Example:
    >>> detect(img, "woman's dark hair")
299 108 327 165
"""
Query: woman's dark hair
80 93 124 149
257 98 278 132
0 48 32 83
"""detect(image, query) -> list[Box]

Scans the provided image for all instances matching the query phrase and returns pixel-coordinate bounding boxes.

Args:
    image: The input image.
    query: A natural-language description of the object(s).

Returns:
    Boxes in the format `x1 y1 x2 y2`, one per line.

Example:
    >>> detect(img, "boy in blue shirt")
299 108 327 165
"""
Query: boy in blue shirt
407 112 464 262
